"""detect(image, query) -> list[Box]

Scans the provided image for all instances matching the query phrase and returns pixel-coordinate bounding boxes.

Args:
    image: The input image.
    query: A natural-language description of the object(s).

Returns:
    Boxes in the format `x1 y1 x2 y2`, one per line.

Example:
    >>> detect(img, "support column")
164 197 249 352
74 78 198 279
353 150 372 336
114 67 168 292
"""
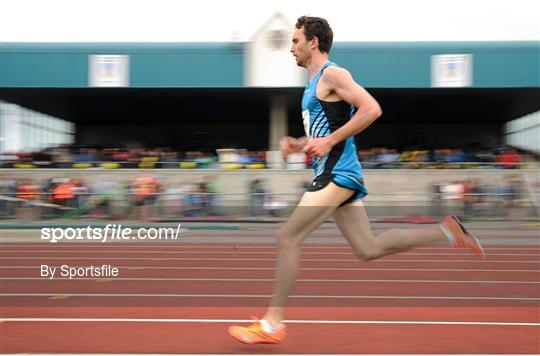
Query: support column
269 94 287 151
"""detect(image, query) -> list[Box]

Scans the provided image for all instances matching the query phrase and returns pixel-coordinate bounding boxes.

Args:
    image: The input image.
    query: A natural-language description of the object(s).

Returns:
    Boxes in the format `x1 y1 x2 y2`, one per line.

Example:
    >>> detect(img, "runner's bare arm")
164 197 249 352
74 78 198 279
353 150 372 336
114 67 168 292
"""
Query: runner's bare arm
280 136 308 159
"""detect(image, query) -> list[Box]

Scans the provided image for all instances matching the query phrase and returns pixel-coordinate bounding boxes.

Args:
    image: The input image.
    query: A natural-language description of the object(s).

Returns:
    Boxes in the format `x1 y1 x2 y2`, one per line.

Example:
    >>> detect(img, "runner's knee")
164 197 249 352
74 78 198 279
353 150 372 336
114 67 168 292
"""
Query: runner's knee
276 228 300 250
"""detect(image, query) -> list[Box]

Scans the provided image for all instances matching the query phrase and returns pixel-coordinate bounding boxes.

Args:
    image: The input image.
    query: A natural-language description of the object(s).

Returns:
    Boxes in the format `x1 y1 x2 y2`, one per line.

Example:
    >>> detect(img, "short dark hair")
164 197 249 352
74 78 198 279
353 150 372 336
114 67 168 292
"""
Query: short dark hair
295 16 333 53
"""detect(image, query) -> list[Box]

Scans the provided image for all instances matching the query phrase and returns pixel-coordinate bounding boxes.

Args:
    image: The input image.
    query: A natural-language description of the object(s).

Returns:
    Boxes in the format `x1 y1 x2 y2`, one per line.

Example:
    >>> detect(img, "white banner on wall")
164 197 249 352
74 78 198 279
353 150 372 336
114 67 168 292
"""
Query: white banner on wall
88 55 129 87
431 54 472 87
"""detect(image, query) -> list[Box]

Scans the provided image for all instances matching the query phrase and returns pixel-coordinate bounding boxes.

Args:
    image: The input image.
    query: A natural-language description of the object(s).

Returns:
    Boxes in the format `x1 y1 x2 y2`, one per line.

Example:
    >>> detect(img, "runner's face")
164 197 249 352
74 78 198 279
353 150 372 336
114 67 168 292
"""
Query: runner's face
290 27 310 67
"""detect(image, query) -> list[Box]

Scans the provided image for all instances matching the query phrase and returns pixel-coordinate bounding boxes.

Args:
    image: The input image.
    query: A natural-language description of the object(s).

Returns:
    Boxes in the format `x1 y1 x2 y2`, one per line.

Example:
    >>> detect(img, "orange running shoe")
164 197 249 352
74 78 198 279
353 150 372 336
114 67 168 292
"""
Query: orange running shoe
440 215 486 260
229 317 285 344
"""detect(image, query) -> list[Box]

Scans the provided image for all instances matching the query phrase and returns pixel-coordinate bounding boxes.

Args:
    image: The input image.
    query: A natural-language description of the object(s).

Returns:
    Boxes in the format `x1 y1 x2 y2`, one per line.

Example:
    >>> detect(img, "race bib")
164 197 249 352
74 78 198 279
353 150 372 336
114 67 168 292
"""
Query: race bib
302 109 311 139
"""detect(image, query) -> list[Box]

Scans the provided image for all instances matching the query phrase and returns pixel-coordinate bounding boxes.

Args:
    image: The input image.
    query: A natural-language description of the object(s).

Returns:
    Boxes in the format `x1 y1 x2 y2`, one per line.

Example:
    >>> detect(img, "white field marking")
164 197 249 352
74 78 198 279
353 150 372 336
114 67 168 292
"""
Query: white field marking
0 240 537 247
2 249 538 256
2 277 538 284
1 265 538 272
1 256 538 263
1 293 539 301
1 354 536 356
0 354 537 356
1 317 538 327
1 244 539 250
0 354 507 356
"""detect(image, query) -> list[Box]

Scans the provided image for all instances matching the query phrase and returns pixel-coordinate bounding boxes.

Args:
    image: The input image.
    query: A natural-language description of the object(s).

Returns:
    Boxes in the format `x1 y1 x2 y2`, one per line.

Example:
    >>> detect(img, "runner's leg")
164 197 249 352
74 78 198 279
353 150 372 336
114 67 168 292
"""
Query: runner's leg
333 199 447 260
262 182 354 326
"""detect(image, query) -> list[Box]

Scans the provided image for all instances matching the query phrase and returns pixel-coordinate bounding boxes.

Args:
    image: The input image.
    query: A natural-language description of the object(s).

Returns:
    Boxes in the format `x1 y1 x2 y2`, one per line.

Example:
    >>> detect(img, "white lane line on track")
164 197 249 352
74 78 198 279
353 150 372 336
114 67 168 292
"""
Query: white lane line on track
2 266 538 272
0 354 512 356
1 317 538 326
1 256 538 263
2 277 539 284
2 249 538 256
2 293 539 301
0 256 540 264
2 245 539 250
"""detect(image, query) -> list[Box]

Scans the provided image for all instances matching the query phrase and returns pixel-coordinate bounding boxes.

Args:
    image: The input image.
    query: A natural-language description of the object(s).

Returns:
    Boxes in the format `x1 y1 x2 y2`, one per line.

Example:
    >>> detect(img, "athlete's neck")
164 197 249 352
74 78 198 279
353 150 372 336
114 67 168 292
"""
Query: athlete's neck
306 52 330 80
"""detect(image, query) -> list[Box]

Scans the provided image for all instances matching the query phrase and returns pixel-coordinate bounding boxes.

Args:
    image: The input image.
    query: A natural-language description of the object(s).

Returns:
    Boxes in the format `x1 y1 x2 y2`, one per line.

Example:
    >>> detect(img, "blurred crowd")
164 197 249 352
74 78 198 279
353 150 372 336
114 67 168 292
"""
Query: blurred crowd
1 173 218 221
431 176 525 219
0 174 300 221
1 144 537 170
359 147 537 169
1 171 533 221
1 145 266 170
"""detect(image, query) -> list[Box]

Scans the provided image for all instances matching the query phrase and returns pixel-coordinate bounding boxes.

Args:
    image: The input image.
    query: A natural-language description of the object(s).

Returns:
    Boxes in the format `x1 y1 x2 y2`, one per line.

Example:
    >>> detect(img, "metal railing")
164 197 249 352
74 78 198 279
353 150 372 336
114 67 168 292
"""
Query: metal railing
1 191 538 221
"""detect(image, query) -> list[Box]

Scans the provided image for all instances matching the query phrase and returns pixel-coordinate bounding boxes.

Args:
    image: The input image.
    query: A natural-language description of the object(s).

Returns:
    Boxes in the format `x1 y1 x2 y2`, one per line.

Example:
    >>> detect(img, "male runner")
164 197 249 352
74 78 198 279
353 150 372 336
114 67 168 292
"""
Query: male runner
229 16 485 344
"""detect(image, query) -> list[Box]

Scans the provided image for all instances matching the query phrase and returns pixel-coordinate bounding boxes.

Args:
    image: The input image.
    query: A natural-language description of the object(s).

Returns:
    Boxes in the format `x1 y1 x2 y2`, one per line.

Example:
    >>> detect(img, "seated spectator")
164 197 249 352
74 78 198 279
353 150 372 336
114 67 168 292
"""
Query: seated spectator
377 149 400 168
130 172 160 221
50 178 77 209
16 178 41 219
496 148 520 169
75 148 97 163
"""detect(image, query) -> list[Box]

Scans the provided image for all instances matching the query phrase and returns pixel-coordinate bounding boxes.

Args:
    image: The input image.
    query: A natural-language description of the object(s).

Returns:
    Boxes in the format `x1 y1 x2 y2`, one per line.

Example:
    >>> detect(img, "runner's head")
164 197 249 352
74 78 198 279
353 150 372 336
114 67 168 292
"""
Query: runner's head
291 16 333 67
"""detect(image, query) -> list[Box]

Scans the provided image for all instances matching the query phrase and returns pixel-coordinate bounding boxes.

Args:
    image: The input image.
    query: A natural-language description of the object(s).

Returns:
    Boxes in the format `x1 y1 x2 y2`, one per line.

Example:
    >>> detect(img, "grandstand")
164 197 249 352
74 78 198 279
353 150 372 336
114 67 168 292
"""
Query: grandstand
1 41 539 153
0 15 539 219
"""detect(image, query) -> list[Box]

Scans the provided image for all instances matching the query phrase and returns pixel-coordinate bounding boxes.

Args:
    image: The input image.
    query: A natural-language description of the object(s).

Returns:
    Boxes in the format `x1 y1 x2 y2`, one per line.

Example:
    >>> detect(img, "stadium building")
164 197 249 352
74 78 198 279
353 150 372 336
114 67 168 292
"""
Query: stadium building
1 14 538 157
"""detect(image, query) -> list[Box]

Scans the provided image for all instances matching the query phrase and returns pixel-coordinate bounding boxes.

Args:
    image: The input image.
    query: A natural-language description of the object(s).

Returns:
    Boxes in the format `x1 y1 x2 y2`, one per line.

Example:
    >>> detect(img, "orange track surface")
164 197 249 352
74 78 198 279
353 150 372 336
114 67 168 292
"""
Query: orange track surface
1 242 539 354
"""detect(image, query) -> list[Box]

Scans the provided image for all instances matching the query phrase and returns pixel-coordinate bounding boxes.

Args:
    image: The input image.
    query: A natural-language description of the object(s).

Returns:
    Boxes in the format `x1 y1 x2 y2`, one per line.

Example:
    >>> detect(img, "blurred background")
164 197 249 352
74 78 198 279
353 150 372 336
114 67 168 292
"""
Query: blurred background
1 0 539 223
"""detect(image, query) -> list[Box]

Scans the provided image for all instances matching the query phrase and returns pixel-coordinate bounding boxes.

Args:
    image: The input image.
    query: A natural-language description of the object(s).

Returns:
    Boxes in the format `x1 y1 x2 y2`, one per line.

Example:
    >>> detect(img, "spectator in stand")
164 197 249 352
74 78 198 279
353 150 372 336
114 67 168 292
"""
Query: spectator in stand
441 180 464 215
112 148 130 163
159 183 183 218
33 149 53 168
496 147 520 169
16 178 41 220
72 179 90 208
204 175 220 216
75 148 97 164
357 149 378 169
161 151 179 169
492 176 520 218
51 178 77 209
469 179 489 218
446 149 465 163
475 149 496 164
51 145 74 168
127 147 144 168
130 172 160 221
4 144 535 170
249 178 267 216
194 182 210 215
0 175 17 218
431 181 444 218
377 148 400 169
181 182 207 216
90 176 120 218
462 179 474 219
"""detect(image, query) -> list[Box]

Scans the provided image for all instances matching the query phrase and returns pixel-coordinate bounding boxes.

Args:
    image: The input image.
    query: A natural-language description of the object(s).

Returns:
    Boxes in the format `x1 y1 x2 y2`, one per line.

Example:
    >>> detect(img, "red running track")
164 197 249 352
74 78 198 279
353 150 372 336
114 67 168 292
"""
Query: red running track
1 242 539 354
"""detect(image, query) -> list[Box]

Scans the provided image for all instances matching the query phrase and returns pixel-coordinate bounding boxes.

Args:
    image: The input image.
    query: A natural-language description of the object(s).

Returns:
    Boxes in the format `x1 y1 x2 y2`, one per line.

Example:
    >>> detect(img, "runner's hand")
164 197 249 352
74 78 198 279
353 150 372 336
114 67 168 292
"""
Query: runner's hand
280 136 309 160
279 136 303 160
303 136 334 158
